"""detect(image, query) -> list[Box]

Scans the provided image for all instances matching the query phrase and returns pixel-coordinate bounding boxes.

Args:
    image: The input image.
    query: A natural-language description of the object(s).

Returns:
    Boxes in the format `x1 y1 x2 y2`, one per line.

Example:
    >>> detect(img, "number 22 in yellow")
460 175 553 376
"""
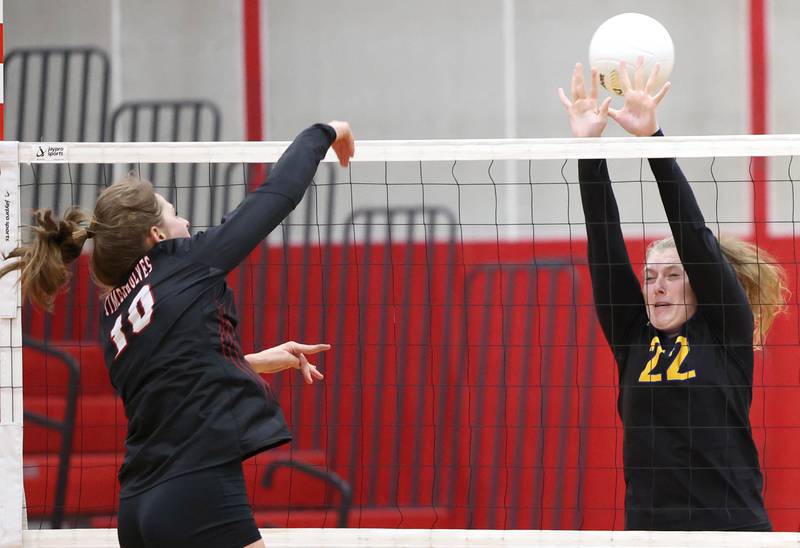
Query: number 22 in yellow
638 335 694 382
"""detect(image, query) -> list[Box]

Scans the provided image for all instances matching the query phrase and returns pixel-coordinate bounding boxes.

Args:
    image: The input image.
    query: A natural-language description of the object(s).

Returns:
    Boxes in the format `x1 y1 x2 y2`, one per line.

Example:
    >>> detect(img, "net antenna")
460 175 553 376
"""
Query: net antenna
0 1 25 542
0 142 23 546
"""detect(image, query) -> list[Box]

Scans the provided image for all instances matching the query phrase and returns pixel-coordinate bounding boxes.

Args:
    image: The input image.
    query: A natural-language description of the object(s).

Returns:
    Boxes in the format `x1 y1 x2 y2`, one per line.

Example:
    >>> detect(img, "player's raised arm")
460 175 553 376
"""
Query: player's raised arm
560 63 645 351
192 121 354 272
647 152 754 343
609 59 756 343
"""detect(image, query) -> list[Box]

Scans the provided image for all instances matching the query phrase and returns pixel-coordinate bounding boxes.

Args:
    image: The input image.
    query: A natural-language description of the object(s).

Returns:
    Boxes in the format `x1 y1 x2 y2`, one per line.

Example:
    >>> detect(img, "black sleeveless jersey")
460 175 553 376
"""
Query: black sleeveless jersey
578 143 771 530
99 124 335 497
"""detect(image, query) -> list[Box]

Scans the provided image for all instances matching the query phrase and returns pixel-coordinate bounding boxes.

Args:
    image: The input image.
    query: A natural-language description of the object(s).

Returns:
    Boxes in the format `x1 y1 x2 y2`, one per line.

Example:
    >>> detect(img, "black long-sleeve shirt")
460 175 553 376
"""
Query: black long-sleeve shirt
100 124 336 497
579 143 770 531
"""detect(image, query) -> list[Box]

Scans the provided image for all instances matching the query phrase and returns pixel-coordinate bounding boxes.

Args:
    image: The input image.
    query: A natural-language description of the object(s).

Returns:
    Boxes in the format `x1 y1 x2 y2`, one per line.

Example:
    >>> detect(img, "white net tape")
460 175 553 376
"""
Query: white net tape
17 135 800 164
20 528 800 548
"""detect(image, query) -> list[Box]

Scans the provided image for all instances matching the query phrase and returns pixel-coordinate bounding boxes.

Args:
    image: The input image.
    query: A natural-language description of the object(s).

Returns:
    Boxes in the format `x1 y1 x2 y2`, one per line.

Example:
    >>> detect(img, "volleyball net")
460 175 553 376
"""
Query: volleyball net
2 135 800 545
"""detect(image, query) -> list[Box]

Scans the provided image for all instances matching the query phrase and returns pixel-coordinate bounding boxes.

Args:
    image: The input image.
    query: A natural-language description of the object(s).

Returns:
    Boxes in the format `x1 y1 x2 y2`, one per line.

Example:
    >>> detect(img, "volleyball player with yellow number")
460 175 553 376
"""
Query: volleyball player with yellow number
559 59 785 530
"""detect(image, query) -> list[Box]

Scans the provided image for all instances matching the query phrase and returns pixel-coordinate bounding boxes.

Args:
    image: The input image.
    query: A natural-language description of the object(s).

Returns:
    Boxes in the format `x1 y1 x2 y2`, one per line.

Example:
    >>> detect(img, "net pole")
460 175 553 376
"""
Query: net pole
0 138 23 547
0 0 4 141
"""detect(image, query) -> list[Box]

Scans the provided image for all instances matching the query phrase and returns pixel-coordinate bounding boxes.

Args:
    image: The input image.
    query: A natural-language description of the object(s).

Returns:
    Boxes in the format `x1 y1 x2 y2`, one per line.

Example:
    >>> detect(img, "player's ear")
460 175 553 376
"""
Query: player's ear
146 225 166 247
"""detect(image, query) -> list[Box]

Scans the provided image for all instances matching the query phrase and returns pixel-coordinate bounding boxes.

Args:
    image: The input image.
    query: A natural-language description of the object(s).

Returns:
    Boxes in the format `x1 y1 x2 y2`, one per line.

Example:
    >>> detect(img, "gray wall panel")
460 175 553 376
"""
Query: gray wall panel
3 0 786 240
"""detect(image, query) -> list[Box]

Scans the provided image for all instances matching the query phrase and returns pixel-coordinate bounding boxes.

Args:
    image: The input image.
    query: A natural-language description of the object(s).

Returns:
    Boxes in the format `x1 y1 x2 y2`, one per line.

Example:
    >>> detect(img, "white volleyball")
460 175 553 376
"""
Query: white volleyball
589 13 674 96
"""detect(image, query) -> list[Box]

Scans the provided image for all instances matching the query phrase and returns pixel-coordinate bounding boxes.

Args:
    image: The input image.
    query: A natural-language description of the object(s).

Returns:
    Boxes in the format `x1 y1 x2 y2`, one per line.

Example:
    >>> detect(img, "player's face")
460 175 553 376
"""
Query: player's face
155 194 190 239
643 247 698 335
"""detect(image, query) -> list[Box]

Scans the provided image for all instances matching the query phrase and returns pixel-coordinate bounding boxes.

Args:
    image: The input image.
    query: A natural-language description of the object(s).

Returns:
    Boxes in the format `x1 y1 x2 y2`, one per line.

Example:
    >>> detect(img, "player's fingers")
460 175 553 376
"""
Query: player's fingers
332 133 353 167
607 107 621 122
590 69 599 100
310 365 324 381
299 353 313 384
293 343 331 355
599 97 612 117
653 81 671 105
618 60 632 94
557 88 572 110
570 63 581 99
286 355 301 370
574 63 586 99
645 63 660 94
327 121 353 167
634 56 645 89
335 142 351 168
345 134 355 163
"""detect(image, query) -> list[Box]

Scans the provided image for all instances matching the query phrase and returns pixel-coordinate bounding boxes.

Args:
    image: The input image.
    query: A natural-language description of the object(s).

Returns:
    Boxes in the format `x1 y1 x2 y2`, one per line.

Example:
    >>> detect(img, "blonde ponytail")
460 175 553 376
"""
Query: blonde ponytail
0 174 164 310
0 208 92 310
718 237 788 346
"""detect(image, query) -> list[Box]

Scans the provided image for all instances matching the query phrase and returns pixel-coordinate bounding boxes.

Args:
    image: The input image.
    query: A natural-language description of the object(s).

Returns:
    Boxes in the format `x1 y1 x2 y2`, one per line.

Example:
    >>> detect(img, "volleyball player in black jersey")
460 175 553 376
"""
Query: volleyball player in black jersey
1 121 355 547
558 61 786 530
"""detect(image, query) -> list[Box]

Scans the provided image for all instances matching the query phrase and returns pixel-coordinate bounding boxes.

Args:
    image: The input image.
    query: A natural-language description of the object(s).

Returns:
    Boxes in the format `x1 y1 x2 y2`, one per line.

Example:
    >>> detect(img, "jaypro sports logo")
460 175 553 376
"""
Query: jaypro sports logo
4 190 11 244
32 144 68 163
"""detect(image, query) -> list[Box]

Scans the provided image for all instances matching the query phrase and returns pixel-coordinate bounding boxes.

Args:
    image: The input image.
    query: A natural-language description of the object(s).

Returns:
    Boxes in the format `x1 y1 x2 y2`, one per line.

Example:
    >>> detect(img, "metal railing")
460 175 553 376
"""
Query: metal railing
262 460 352 528
22 336 80 529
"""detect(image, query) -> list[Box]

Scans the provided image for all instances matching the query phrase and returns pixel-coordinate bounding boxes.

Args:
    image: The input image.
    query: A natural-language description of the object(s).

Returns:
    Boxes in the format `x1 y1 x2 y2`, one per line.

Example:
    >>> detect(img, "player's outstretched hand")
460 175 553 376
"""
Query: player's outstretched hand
328 120 355 167
245 341 330 384
607 57 670 137
558 62 612 138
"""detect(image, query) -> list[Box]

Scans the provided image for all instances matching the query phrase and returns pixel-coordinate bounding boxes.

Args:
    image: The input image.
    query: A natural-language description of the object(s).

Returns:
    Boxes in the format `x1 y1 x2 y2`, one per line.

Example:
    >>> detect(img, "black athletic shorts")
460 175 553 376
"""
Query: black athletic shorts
117 460 261 548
